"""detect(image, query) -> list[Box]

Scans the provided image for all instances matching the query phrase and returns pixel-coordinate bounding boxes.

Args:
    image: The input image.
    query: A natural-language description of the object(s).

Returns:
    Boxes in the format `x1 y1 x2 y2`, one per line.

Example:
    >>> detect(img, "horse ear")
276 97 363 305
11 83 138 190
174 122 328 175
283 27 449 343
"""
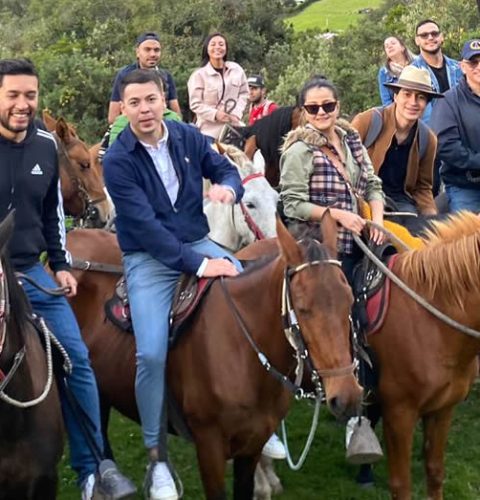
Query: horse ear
215 141 226 155
42 109 57 132
320 209 338 257
276 216 303 266
0 210 15 256
56 117 73 145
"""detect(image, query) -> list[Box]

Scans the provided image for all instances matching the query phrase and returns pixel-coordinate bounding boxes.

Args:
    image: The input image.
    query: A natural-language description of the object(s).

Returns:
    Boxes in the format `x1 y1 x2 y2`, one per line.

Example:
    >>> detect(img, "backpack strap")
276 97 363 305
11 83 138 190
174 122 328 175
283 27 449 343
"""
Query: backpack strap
364 106 384 149
417 119 429 161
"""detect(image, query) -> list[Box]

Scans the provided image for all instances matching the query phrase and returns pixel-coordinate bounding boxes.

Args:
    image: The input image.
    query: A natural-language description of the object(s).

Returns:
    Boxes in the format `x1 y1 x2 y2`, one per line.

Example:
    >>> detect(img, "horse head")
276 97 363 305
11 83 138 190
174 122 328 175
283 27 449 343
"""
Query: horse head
276 212 362 420
206 143 278 251
53 117 113 227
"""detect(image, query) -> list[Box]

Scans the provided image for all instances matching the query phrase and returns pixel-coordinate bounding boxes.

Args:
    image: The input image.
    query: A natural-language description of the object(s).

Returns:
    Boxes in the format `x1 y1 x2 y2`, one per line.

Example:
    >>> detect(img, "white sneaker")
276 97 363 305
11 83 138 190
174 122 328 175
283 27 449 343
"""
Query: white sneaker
262 433 286 460
81 474 95 500
148 462 179 500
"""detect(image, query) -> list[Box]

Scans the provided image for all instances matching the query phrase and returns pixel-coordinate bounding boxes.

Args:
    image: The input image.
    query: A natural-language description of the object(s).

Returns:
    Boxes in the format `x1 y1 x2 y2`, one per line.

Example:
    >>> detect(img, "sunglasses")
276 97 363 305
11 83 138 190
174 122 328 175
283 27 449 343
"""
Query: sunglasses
417 30 441 40
303 101 337 114
464 58 480 69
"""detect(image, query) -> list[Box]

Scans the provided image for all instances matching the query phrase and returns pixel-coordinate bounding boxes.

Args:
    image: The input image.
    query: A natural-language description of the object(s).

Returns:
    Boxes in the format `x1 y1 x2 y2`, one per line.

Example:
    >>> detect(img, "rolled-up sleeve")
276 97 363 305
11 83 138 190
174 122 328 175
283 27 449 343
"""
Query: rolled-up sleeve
279 142 317 220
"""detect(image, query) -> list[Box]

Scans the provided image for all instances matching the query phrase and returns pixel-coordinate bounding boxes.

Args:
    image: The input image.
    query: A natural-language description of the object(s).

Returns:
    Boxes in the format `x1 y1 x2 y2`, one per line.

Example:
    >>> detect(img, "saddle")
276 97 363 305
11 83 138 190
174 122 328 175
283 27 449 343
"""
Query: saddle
352 243 398 336
104 274 214 342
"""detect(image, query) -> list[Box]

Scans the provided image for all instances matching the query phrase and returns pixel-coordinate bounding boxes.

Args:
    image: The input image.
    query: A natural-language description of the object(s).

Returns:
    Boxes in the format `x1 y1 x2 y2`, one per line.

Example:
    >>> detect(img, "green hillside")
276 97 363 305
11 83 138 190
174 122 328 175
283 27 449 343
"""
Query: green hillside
288 0 383 32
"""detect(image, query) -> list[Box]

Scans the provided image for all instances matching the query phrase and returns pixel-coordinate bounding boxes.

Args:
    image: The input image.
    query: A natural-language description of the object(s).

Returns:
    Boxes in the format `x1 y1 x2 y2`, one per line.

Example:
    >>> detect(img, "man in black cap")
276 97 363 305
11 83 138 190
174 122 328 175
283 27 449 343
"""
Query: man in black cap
431 39 480 212
247 74 277 125
108 32 181 123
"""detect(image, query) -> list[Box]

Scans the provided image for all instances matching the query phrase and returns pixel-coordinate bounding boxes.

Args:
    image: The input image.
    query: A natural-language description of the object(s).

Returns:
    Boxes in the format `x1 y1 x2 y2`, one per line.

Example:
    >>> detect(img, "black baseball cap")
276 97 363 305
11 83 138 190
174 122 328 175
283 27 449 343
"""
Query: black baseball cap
247 75 265 87
136 32 160 47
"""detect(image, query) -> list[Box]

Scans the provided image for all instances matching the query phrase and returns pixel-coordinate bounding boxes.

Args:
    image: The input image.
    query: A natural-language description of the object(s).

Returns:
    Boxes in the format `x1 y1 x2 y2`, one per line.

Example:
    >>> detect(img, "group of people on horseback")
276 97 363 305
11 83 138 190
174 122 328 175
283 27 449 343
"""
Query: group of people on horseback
1 15 480 500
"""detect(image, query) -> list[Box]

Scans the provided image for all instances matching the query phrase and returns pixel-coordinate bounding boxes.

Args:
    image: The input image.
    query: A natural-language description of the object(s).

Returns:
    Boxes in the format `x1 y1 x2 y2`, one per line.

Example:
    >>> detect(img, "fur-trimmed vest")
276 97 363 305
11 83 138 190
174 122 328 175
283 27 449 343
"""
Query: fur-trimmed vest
282 121 370 254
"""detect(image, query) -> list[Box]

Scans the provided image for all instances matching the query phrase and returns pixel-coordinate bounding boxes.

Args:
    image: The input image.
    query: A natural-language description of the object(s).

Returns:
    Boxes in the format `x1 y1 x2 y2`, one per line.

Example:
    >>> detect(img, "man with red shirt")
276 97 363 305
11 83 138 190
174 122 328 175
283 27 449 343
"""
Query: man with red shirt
247 75 278 125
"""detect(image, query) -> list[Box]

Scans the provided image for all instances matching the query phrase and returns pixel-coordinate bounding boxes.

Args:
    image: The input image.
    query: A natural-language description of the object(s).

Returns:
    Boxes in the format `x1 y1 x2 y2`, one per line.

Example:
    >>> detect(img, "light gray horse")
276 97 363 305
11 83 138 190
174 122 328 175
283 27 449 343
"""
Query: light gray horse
204 143 278 252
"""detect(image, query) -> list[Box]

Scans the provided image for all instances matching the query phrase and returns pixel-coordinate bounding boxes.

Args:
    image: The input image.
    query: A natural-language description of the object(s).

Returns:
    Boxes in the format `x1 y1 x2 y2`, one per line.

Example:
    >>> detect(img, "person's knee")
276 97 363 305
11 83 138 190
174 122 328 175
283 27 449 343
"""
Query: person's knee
137 350 167 371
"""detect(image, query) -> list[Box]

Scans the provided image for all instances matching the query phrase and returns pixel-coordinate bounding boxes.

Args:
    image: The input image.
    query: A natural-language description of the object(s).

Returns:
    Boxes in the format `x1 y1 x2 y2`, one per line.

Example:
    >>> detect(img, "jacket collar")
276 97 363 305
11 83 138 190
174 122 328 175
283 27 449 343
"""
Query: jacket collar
205 61 232 76
282 118 357 153
120 120 181 153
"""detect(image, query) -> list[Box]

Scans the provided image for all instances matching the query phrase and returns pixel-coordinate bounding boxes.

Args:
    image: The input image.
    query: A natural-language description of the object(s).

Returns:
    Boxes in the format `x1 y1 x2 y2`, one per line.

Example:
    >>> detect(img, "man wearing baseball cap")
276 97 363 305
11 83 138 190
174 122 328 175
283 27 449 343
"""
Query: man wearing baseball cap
430 39 480 212
247 74 277 125
108 32 181 123
352 65 442 230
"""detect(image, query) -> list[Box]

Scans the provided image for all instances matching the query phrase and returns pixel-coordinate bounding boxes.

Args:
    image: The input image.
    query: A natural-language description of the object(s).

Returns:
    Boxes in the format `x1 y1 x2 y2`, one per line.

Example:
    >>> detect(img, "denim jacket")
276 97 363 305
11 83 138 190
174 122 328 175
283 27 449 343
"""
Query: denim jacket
377 66 397 106
411 54 462 124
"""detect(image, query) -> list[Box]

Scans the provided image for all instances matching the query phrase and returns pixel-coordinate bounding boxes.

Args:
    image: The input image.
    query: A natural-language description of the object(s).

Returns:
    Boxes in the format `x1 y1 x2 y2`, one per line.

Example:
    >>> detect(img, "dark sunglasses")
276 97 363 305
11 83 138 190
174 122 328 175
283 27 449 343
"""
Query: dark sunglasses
465 58 480 68
417 30 441 40
303 101 337 115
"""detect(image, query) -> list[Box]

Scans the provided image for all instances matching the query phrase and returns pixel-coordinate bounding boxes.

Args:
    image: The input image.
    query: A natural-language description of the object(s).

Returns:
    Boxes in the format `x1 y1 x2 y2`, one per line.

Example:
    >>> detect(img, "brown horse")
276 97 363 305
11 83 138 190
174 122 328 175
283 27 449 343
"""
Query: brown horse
42 111 112 227
0 213 64 500
367 212 480 499
66 215 362 499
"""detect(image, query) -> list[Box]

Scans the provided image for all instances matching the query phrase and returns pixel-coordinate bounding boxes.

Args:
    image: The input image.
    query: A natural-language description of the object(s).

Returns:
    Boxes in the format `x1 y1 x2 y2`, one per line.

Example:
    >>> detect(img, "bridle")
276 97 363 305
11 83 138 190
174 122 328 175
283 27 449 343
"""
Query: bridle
54 133 107 226
0 258 64 407
220 246 355 400
233 172 267 243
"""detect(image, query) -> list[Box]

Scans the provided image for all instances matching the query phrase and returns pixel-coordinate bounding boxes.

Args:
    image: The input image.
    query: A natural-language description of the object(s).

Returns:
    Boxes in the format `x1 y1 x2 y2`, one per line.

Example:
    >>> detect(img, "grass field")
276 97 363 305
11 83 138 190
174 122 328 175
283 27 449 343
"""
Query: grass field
288 0 384 32
57 383 480 499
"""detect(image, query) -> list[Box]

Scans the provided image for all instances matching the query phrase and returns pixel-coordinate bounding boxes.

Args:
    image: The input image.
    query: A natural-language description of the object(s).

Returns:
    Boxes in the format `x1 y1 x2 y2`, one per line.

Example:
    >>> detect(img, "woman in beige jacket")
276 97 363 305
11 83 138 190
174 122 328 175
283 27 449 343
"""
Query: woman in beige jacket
188 32 248 140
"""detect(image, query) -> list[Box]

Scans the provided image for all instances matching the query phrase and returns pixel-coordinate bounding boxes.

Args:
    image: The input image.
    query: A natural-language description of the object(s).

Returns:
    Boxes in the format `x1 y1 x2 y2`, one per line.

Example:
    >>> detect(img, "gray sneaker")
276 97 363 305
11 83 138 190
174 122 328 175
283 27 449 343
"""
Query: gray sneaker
94 459 137 499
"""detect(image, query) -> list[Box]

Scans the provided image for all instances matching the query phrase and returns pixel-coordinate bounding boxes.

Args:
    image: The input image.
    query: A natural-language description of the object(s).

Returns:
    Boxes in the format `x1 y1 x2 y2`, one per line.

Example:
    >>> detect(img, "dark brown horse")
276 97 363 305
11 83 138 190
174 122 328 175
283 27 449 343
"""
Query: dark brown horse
66 215 362 499
228 105 303 187
0 213 64 500
42 112 112 227
366 212 480 499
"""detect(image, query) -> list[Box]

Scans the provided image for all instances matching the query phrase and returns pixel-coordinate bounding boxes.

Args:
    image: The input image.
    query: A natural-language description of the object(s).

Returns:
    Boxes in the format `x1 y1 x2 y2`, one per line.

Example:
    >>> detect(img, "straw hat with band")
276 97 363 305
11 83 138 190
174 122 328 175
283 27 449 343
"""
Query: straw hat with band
383 65 444 100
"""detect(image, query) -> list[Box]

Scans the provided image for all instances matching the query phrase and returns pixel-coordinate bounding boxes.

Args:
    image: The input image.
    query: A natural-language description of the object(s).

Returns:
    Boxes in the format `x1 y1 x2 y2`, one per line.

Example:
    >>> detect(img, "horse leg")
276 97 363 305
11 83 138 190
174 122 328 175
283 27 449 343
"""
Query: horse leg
422 407 454 500
194 430 228 500
32 473 57 500
259 455 282 495
234 455 259 500
383 407 417 500
99 395 114 460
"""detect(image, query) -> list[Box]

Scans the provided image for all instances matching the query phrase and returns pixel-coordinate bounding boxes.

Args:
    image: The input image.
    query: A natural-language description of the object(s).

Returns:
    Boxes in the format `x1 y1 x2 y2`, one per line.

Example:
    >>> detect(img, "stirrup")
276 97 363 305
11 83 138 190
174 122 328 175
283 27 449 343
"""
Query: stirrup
345 417 383 465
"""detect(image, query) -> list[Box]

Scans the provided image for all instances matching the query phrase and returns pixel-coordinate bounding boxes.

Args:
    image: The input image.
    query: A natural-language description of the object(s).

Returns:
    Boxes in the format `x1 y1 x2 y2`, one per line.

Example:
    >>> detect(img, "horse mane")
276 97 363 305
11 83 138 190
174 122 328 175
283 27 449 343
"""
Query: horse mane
397 212 480 308
1 254 33 332
217 143 260 177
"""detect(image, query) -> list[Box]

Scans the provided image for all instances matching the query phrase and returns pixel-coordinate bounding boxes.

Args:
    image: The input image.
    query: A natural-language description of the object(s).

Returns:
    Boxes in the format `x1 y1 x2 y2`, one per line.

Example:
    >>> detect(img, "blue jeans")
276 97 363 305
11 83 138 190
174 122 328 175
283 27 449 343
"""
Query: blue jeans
19 263 103 484
123 237 242 449
445 185 480 213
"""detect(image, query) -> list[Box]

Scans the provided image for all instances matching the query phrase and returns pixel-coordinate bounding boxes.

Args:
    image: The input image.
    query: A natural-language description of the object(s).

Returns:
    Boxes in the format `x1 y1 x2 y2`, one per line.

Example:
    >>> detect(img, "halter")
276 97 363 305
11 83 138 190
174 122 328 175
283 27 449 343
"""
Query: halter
236 173 267 242
220 248 354 400
54 133 106 226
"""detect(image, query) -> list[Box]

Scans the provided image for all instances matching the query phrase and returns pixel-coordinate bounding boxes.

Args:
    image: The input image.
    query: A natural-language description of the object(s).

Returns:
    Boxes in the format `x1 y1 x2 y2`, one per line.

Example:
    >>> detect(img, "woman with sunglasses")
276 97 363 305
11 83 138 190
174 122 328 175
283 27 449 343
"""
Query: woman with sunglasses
188 32 248 140
378 36 415 105
279 77 385 282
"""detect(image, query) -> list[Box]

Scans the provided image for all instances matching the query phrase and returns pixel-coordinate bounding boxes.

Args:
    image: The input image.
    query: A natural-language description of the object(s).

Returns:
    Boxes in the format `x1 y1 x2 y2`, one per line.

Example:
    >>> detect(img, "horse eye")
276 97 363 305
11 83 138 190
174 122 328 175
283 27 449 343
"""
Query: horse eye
80 162 90 170
245 202 256 210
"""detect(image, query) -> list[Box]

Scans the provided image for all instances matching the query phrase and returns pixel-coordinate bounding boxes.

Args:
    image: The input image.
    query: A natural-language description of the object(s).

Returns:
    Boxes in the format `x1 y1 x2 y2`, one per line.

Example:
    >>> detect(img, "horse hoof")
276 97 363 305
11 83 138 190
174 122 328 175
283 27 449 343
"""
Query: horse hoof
356 464 375 488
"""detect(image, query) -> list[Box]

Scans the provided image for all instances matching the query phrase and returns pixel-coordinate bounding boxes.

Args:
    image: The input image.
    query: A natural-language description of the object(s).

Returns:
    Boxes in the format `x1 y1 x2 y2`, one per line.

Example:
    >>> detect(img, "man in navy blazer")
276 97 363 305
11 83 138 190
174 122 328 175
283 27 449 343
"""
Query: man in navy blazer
104 69 243 500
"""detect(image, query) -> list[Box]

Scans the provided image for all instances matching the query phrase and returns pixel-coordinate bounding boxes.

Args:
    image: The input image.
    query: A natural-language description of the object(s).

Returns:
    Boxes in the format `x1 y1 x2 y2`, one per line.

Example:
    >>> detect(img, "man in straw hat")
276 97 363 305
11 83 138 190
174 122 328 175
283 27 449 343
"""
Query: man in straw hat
352 65 443 228
430 39 480 213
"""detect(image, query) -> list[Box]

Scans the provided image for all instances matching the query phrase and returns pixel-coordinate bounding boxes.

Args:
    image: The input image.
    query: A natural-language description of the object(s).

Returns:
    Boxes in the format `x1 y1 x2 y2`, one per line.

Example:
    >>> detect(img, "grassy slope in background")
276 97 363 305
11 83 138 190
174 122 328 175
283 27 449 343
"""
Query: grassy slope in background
288 0 383 32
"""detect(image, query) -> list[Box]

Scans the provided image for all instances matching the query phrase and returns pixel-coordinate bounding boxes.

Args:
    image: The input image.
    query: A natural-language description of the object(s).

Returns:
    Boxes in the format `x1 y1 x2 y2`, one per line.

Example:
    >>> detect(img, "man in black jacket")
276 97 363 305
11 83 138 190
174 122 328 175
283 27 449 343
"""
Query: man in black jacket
431 39 480 212
0 58 136 499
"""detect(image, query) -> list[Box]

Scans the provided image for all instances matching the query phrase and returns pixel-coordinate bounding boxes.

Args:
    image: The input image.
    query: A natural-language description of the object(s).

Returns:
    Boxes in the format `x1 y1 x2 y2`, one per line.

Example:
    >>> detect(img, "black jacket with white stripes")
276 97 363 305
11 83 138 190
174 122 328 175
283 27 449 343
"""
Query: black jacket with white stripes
0 122 69 272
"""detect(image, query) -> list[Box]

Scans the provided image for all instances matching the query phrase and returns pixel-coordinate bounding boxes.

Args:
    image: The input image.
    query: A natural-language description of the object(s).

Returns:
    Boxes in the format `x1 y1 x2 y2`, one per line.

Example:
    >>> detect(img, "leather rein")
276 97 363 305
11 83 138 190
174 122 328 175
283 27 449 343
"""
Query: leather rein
237 172 267 241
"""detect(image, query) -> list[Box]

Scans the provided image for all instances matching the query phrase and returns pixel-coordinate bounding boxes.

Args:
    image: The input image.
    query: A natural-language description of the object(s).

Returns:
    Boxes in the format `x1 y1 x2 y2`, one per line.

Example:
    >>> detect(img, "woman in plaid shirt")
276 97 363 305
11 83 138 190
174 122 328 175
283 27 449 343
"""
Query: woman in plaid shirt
279 77 385 283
